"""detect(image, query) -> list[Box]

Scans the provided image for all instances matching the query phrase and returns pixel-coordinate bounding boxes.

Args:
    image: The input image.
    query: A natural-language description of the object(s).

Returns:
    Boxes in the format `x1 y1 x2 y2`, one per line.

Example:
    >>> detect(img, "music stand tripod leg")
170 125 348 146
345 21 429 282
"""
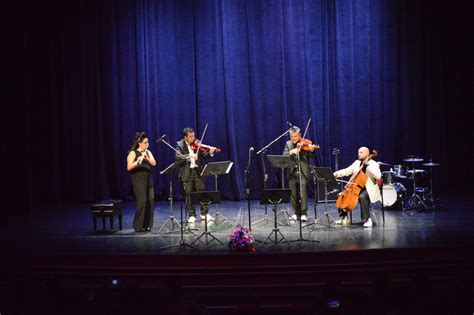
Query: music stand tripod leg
263 203 291 246
157 215 181 234
277 205 296 226
160 194 198 251
210 173 234 228
289 194 319 246
313 182 336 229
303 170 318 230
191 202 224 247
253 208 278 226
157 177 181 234
213 207 234 228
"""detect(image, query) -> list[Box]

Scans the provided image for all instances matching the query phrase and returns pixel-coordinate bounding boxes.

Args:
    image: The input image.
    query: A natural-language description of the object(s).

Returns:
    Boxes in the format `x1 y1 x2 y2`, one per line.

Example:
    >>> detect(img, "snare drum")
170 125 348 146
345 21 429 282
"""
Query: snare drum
407 169 426 177
382 183 406 208
392 165 408 178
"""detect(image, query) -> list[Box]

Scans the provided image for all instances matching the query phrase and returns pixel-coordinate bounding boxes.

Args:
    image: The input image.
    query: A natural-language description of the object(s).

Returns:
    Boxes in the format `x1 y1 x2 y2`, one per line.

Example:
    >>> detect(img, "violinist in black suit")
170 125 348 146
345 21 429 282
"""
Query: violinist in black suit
175 127 216 223
283 126 319 222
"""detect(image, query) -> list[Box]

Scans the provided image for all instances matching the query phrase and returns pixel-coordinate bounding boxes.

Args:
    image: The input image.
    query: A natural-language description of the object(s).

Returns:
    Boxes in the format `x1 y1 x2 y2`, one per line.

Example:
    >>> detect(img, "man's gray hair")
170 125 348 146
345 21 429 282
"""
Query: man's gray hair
290 126 301 133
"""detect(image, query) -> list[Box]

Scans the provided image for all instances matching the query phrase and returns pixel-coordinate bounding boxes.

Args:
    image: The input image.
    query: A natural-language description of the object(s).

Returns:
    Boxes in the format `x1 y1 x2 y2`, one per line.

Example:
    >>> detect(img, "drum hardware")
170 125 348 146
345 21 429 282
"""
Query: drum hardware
415 187 430 201
403 156 428 210
422 162 441 167
403 157 424 163
422 160 441 208
407 169 426 175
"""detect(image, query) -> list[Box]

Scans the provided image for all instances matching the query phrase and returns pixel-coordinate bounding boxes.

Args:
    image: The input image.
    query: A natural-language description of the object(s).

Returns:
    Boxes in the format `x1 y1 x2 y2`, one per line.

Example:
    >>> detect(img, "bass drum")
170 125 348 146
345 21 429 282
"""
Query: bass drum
382 183 406 209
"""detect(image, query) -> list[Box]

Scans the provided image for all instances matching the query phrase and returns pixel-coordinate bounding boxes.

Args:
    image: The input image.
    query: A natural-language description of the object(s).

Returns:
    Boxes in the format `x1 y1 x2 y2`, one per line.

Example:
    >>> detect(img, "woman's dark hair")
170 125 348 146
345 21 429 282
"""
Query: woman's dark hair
130 132 147 151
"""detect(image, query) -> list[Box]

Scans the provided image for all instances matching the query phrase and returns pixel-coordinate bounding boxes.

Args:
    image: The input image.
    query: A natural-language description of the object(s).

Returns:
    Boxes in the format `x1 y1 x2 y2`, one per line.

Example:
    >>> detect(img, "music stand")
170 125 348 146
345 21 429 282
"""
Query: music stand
190 191 224 247
160 171 198 251
312 167 338 228
260 189 292 246
266 155 295 188
303 164 320 230
200 161 234 228
157 161 182 234
266 155 296 225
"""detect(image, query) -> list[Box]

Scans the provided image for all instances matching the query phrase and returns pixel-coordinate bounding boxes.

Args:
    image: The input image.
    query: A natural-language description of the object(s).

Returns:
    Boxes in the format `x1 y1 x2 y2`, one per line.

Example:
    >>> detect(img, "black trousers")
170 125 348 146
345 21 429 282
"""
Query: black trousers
182 169 208 217
131 171 154 231
338 189 370 221
289 175 308 216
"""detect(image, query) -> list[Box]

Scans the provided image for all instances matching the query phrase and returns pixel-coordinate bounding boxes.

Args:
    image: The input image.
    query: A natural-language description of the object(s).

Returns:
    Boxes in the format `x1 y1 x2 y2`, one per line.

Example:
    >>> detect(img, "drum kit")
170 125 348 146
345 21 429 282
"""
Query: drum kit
379 157 440 211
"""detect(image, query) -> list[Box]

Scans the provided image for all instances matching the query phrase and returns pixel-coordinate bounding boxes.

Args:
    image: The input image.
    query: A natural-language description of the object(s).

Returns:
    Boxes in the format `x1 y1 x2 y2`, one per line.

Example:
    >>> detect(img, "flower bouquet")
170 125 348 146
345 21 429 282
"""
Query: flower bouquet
228 225 256 252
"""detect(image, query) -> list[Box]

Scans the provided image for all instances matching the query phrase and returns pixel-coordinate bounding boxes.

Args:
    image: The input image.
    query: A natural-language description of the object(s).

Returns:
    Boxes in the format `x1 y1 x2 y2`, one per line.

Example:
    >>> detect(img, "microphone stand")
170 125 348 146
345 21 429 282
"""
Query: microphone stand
253 128 292 227
244 148 254 230
256 128 292 156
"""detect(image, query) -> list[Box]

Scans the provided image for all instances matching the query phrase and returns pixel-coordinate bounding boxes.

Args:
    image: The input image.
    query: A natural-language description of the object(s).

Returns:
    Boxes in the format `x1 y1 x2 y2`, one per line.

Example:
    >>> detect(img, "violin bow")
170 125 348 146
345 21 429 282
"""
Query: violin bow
298 118 312 153
196 122 209 153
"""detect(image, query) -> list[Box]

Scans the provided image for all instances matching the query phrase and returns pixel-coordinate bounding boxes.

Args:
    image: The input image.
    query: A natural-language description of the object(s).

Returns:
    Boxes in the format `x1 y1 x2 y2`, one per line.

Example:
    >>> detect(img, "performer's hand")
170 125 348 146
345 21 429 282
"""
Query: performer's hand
190 153 198 160
137 155 144 164
210 147 216 155
309 144 317 152
289 148 298 155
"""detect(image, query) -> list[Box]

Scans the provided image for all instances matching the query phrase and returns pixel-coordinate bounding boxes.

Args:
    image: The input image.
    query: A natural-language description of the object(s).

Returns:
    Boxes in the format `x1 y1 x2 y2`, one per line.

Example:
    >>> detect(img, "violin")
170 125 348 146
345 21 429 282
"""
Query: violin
191 139 221 153
297 138 320 151
335 150 377 212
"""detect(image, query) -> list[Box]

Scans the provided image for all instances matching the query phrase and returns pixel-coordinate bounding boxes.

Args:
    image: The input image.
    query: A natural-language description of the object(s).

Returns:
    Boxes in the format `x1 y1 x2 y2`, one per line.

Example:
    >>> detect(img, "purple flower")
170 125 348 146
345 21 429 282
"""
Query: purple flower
228 225 256 252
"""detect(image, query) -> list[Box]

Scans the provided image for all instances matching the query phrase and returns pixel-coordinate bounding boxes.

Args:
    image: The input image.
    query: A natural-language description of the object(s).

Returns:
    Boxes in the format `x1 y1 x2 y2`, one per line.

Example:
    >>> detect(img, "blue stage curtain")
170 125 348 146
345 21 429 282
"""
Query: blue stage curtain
17 0 472 206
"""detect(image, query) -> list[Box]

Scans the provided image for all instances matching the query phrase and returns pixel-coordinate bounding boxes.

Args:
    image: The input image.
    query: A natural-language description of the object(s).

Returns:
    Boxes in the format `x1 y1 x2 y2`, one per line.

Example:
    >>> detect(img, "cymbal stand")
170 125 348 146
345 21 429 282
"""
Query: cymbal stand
405 162 428 210
424 165 436 208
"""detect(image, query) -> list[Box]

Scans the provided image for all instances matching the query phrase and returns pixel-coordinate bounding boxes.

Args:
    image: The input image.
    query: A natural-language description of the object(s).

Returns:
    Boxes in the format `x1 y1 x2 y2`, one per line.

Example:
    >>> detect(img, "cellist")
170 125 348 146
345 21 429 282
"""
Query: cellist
333 147 381 227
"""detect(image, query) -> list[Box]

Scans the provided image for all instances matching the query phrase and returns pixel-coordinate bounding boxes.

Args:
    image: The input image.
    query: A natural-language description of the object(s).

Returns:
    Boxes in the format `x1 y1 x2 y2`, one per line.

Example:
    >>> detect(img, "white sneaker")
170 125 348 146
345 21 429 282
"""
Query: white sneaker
187 216 196 223
301 215 308 222
363 218 373 228
200 214 214 222
290 214 298 222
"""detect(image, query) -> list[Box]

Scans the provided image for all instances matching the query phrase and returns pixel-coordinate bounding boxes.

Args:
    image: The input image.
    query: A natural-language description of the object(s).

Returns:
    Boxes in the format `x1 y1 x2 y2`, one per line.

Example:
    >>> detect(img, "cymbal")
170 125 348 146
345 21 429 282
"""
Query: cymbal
407 169 426 173
377 161 391 166
403 157 423 162
393 174 407 178
422 162 440 167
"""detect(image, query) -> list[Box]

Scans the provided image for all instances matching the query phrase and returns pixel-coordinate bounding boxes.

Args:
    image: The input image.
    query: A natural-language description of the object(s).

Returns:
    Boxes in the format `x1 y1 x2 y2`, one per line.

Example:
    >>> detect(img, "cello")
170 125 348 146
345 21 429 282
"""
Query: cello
335 150 377 212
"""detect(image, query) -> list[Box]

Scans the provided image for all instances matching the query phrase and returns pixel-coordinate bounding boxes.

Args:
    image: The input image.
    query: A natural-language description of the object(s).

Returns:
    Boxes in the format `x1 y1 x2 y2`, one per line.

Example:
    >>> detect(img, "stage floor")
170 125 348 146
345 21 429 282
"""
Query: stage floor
2 196 474 255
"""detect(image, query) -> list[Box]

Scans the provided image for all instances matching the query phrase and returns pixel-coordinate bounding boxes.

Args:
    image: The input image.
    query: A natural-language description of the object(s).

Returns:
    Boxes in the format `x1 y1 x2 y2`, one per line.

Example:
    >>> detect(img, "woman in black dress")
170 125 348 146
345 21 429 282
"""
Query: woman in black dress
127 132 156 232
